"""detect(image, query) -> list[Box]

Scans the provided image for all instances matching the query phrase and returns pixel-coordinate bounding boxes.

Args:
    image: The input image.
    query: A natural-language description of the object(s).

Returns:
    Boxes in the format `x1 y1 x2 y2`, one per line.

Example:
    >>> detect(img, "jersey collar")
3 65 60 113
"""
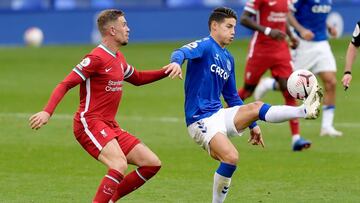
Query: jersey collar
209 36 225 51
98 43 117 58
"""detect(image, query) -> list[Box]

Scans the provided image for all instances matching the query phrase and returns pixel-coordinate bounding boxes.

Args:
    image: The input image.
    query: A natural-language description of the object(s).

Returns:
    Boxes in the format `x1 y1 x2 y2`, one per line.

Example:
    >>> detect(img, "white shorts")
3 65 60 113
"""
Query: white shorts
187 106 243 152
292 39 337 74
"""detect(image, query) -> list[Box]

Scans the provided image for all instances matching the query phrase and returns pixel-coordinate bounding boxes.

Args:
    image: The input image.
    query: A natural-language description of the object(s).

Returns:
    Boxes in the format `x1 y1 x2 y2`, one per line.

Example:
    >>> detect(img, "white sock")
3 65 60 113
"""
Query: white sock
213 172 231 203
292 134 301 144
264 105 306 122
321 105 335 129
265 78 277 90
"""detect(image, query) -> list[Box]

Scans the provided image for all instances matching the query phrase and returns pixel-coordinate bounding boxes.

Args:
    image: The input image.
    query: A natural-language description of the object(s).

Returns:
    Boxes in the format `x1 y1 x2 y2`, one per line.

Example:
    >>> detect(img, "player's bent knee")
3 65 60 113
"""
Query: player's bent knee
325 78 337 88
222 151 239 165
147 156 161 167
249 101 264 114
106 156 128 173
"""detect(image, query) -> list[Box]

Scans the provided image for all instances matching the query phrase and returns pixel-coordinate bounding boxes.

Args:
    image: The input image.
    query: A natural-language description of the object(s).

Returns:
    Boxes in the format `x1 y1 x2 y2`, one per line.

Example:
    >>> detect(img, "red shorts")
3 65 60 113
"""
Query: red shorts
73 119 140 159
244 51 293 85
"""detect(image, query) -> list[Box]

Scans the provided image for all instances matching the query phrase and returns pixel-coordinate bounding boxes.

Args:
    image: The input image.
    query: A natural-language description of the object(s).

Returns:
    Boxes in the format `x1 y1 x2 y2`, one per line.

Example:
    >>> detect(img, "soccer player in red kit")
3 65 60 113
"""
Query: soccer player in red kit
237 0 312 151
29 9 181 203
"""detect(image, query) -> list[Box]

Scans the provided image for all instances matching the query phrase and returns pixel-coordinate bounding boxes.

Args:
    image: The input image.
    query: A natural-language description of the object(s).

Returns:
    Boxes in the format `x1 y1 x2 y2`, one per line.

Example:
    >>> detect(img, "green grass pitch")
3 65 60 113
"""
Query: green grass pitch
0 38 359 202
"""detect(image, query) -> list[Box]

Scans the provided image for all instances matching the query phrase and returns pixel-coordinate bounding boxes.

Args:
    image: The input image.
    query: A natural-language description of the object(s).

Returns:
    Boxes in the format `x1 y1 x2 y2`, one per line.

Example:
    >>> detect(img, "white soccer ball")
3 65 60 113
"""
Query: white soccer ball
287 69 318 100
24 27 44 47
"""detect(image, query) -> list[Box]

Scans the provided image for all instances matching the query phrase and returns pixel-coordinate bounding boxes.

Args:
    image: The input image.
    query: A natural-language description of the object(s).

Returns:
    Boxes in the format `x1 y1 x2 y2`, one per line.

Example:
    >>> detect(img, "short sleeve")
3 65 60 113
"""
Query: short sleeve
72 55 103 80
351 21 360 47
244 0 261 14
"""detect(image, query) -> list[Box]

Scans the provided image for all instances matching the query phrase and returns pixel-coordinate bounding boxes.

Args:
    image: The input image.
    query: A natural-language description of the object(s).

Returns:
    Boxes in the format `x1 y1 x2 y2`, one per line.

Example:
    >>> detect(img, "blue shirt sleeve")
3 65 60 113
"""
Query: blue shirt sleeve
170 40 207 65
170 50 185 65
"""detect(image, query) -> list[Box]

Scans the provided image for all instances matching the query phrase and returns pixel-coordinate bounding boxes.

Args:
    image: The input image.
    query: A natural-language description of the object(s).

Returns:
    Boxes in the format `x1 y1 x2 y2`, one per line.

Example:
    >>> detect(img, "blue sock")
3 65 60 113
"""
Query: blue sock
216 162 236 178
323 105 335 110
259 103 271 121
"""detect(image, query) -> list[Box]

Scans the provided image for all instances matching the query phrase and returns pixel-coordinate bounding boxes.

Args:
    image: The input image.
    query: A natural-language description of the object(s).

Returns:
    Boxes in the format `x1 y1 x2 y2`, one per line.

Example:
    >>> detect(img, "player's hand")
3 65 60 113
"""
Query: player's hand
163 62 183 79
248 126 265 148
29 111 51 130
289 36 299 49
327 25 338 38
300 29 314 41
342 74 352 90
269 29 286 41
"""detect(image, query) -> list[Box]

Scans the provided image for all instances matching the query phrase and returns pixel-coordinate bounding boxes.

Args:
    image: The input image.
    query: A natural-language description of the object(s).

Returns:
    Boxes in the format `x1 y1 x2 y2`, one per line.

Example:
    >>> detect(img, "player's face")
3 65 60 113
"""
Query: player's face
111 16 130 46
213 18 236 47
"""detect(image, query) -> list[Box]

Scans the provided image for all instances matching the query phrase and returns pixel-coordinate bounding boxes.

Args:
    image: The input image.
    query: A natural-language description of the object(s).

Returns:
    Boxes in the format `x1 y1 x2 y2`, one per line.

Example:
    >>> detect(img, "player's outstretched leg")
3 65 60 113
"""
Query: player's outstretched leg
233 86 322 149
253 78 322 150
260 84 322 121
110 144 161 202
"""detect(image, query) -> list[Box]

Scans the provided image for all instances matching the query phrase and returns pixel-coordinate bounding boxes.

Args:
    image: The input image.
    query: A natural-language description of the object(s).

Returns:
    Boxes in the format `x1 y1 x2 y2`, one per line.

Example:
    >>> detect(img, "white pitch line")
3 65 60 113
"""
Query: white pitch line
1 112 359 128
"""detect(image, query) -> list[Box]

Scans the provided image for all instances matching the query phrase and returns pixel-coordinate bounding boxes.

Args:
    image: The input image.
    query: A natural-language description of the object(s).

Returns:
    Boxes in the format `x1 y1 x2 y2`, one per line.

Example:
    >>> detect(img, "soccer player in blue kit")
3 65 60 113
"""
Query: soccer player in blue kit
163 7 322 203
255 0 342 137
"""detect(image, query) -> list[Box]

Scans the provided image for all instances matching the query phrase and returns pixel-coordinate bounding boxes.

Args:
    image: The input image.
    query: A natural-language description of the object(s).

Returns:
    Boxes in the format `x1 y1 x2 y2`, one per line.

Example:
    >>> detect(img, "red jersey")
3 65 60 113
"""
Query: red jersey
43 44 167 125
72 44 133 123
244 0 290 56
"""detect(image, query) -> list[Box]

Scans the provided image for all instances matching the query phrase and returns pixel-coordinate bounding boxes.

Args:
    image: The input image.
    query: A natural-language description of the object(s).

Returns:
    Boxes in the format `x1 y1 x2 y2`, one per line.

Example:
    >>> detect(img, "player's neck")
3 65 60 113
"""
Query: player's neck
210 34 226 48
101 39 119 54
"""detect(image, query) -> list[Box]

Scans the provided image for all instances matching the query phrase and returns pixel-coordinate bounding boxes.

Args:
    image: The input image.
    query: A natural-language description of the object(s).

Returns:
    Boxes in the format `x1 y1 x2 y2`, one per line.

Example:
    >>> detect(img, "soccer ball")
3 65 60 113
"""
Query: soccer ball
24 27 44 47
287 69 318 100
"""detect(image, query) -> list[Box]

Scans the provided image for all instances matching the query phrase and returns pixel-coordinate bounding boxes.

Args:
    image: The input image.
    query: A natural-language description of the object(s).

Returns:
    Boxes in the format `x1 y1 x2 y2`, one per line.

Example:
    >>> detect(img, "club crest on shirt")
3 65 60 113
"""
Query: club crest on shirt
100 129 107 137
80 57 91 67
226 59 231 71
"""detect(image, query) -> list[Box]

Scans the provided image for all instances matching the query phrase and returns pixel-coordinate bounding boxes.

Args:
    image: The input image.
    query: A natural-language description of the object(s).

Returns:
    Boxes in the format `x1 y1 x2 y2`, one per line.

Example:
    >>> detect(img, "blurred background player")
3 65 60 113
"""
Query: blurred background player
164 7 322 203
342 20 360 89
236 0 311 151
29 9 181 203
255 0 343 137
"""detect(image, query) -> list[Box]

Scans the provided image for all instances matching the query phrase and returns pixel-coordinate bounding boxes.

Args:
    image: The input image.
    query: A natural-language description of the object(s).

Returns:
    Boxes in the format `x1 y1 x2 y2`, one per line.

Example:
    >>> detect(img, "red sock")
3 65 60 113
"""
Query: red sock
111 166 161 202
238 88 252 100
93 169 124 203
282 90 300 135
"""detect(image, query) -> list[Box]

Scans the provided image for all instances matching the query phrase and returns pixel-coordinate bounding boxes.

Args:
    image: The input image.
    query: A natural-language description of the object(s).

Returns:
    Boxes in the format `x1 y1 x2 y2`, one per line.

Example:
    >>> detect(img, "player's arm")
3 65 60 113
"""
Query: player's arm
29 72 83 130
124 64 175 85
286 22 299 49
342 43 357 90
163 40 207 78
327 23 337 38
287 12 314 41
342 22 360 90
240 9 285 40
29 55 100 130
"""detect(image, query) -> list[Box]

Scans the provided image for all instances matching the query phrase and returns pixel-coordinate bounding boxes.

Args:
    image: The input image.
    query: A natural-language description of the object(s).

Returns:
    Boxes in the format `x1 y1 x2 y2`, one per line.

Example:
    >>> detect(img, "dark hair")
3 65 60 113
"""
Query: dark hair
97 9 124 36
208 7 237 30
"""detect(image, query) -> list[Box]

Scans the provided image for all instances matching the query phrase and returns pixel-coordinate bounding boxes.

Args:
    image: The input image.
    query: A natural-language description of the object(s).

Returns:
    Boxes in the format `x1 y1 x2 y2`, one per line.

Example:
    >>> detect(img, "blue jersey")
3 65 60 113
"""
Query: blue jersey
171 36 244 126
293 0 332 41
